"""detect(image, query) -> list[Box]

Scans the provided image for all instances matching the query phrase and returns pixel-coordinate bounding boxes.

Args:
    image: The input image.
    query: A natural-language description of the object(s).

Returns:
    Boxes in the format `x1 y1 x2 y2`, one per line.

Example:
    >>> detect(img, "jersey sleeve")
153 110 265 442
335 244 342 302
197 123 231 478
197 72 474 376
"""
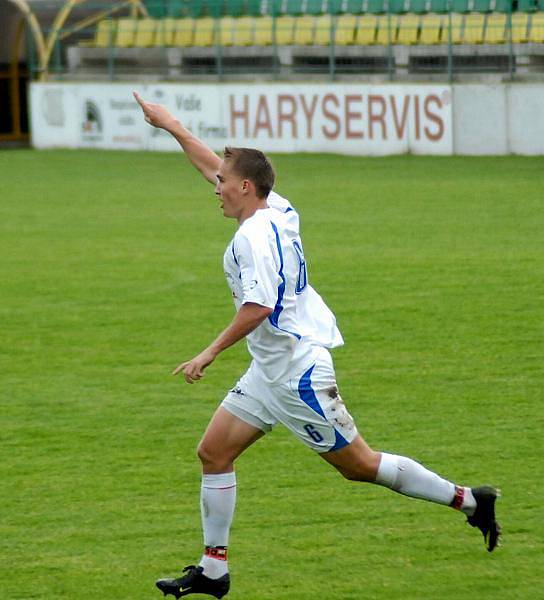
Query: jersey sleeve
233 229 279 310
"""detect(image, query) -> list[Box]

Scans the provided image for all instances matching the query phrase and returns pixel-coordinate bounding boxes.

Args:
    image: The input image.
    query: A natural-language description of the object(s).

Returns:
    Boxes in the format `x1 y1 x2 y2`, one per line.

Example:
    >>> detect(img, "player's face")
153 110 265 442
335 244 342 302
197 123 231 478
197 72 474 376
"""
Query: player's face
215 160 247 220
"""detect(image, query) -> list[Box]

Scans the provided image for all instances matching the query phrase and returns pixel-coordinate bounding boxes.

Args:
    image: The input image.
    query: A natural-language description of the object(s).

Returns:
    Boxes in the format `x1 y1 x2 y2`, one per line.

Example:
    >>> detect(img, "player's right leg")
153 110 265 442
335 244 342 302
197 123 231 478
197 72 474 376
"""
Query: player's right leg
197 405 266 474
157 375 275 598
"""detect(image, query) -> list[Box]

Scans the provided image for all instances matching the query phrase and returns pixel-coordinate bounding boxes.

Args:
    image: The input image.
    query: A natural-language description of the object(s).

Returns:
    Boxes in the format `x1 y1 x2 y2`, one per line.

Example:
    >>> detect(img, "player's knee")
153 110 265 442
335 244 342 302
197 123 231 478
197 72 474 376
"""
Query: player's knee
336 467 358 481
196 440 215 466
337 451 380 482
339 468 374 482
197 440 231 472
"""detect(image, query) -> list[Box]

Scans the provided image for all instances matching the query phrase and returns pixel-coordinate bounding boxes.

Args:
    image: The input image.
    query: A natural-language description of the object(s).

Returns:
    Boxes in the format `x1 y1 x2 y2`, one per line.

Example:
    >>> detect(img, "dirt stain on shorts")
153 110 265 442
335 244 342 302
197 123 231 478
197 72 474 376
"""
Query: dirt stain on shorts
326 387 355 431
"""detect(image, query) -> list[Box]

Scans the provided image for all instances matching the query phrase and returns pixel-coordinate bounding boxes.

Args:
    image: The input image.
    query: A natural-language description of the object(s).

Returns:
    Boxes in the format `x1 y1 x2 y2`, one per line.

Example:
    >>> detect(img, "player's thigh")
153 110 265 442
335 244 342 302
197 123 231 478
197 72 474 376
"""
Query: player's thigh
198 406 265 471
269 349 359 453
320 434 381 482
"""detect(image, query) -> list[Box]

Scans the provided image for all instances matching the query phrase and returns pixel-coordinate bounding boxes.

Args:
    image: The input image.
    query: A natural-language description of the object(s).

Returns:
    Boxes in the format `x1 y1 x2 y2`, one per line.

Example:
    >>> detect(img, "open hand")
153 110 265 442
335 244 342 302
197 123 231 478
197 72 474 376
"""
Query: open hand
172 348 217 384
133 91 178 131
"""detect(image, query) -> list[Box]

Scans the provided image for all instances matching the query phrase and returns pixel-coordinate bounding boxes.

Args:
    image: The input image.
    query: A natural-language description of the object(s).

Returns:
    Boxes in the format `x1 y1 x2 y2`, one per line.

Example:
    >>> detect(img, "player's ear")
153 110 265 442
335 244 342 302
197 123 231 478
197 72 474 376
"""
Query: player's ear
241 179 251 194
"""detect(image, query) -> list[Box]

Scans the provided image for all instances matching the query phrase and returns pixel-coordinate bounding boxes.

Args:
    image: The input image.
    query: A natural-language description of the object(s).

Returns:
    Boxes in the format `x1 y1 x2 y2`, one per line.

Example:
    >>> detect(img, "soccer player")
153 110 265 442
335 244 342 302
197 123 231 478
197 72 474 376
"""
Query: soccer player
134 91 500 600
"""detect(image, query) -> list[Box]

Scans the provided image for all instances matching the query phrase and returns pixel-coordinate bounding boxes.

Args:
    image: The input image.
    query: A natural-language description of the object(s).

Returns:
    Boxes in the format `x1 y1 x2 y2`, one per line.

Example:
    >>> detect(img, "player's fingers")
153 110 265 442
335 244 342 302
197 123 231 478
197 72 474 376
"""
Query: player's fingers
184 371 197 384
133 91 145 106
187 367 205 382
188 367 202 378
172 361 188 375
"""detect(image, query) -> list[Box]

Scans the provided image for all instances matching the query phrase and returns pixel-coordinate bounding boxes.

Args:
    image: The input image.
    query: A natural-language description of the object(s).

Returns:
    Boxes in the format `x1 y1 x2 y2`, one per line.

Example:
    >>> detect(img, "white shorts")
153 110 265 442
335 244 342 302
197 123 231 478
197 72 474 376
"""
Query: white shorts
222 347 358 453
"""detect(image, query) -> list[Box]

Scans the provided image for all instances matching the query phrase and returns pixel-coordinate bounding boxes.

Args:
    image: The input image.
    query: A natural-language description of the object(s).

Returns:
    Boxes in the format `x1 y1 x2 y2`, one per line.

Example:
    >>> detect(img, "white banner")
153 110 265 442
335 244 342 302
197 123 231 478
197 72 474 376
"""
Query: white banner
30 82 453 155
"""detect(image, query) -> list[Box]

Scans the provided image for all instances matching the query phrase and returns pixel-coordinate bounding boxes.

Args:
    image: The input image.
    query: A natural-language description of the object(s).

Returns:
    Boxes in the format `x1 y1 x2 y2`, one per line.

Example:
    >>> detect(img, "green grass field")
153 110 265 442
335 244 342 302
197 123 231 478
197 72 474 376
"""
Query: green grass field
1 149 543 599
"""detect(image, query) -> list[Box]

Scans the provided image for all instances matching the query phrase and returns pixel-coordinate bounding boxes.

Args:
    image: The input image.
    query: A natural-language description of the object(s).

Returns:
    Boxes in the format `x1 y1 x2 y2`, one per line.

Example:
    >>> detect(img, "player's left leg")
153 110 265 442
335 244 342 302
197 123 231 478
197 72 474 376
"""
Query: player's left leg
322 434 468 505
320 436 501 551
269 346 500 552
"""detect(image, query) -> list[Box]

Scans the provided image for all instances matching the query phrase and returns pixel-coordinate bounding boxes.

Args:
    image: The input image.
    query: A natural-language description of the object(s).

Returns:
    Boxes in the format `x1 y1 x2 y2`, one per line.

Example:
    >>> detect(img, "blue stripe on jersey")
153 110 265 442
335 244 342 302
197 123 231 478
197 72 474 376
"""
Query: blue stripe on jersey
269 222 285 327
231 242 241 279
268 221 301 340
298 364 350 452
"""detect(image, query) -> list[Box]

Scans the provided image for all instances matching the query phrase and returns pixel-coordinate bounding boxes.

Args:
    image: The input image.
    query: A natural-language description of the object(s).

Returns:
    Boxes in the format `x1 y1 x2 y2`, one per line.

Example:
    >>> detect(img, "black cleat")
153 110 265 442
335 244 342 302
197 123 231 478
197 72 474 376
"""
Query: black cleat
467 486 501 552
156 565 230 598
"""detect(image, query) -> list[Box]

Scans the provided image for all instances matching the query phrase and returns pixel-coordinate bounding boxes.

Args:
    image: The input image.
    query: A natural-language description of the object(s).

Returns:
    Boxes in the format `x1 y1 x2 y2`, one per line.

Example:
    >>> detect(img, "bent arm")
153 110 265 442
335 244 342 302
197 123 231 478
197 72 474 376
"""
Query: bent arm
133 91 220 184
173 302 273 384
207 302 273 356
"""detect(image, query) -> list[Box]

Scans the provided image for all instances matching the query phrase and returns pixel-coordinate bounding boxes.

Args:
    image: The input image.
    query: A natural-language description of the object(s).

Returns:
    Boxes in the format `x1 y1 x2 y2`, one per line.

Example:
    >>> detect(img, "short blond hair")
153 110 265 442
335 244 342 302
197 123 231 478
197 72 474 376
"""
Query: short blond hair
223 147 275 199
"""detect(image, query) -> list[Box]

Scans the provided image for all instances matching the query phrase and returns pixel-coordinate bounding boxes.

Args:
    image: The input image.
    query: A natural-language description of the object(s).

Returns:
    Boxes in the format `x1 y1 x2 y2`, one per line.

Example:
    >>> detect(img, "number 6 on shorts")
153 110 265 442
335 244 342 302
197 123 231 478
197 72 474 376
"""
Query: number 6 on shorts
304 424 324 443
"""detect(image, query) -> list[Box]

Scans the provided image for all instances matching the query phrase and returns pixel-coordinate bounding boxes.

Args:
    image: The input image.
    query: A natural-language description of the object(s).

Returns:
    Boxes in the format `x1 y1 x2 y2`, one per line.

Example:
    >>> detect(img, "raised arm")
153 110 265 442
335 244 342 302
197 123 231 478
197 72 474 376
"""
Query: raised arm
133 91 220 184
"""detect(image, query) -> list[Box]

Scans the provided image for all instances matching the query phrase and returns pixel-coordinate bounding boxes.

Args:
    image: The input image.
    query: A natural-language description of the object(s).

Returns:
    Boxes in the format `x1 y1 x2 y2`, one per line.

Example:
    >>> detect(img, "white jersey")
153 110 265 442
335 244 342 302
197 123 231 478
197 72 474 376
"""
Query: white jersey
223 191 343 383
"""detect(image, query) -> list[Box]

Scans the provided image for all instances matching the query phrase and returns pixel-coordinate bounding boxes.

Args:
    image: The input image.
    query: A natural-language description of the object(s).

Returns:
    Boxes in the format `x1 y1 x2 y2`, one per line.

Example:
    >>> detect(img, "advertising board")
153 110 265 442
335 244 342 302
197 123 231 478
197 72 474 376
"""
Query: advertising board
30 83 453 155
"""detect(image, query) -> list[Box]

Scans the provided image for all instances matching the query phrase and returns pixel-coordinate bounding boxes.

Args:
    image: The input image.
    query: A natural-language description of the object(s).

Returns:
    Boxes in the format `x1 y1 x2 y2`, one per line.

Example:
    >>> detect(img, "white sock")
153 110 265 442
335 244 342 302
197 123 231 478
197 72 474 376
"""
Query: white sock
459 487 477 516
198 472 236 579
375 453 475 513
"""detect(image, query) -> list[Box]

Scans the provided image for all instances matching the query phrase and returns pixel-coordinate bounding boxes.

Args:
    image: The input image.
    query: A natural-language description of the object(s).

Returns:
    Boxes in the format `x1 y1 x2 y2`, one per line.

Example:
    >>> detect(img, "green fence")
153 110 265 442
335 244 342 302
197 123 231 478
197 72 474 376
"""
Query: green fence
31 0 544 81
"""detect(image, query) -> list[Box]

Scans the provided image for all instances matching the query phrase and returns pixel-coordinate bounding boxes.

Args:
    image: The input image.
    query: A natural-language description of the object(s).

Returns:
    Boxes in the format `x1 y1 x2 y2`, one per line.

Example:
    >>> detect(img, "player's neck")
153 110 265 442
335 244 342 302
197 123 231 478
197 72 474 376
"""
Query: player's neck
237 197 268 224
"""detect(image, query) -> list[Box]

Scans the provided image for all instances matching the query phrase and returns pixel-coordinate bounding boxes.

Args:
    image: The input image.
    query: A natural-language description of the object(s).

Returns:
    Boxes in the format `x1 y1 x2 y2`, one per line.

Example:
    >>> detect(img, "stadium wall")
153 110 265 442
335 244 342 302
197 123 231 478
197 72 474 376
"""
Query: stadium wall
29 82 544 155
